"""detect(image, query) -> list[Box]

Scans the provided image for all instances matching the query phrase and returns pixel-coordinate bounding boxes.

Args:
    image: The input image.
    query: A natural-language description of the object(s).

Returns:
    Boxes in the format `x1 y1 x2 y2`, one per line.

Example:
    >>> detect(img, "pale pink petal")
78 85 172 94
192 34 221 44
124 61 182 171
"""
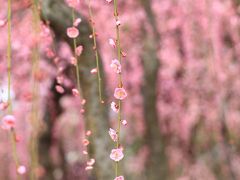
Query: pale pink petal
110 148 124 162
17 166 26 175
67 27 79 38
114 88 127 100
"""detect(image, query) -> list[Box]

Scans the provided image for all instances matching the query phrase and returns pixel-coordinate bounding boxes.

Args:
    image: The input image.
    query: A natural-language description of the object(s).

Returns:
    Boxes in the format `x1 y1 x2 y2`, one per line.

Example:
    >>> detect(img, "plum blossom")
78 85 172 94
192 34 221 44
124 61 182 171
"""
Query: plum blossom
1 115 16 130
55 85 65 94
0 102 8 110
109 38 116 48
75 45 83 56
74 18 82 27
114 88 127 100
70 57 77 65
90 68 98 74
86 130 92 136
83 150 88 155
0 19 6 27
17 166 26 175
87 158 95 166
81 99 86 105
85 166 93 170
116 20 121 26
109 128 118 142
66 0 79 8
72 88 79 97
83 139 90 146
111 102 119 113
67 27 79 38
110 148 124 162
110 59 121 74
114 176 124 180
122 120 127 126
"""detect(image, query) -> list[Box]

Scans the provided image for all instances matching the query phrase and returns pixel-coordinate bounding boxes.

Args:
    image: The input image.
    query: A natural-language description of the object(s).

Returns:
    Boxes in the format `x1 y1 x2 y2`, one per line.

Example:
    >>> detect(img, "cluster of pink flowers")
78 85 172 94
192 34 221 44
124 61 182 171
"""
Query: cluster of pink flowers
106 0 128 179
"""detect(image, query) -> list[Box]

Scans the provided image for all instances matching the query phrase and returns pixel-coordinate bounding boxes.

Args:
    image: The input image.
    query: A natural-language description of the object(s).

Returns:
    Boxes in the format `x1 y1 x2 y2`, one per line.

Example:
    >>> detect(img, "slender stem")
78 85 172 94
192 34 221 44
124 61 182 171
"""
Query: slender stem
72 9 81 93
29 1 41 179
7 0 12 113
87 0 103 103
7 1 21 179
113 0 123 177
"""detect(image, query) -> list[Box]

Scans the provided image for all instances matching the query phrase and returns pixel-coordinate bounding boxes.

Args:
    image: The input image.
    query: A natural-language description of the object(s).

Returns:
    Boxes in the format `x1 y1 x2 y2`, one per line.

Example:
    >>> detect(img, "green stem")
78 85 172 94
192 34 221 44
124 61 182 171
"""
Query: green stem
113 0 123 177
87 0 103 103
72 9 81 93
7 1 21 179
30 1 41 179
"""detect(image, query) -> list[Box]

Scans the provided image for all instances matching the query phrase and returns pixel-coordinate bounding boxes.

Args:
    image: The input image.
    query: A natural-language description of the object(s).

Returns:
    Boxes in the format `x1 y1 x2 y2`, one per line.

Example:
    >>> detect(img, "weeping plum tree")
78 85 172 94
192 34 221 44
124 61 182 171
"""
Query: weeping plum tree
39 0 112 179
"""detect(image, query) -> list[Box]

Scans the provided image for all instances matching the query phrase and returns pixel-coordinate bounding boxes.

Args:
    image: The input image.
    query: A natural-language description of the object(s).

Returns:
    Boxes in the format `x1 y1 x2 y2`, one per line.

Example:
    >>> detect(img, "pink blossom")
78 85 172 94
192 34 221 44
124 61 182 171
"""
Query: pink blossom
74 18 82 27
0 19 6 27
122 120 127 126
0 102 9 110
66 0 79 8
67 27 79 38
106 0 113 3
17 166 26 175
111 102 119 113
86 130 92 136
1 115 16 130
121 51 127 57
55 85 65 94
72 88 79 97
109 128 118 142
91 68 98 74
81 99 86 105
114 88 127 100
87 158 95 166
85 166 93 170
70 57 77 66
110 148 124 162
83 139 90 146
114 176 124 180
109 38 116 48
110 59 121 73
75 45 83 56
116 20 121 26
83 150 88 155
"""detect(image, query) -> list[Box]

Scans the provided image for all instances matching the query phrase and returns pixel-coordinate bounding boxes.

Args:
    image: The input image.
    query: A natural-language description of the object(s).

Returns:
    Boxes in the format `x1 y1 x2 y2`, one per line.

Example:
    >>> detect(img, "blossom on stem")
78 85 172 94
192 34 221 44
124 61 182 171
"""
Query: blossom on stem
109 38 116 48
114 176 124 180
17 166 26 175
122 120 127 126
67 27 79 38
114 88 127 100
66 0 79 8
75 45 83 56
109 128 118 142
55 85 65 94
110 59 121 74
72 88 79 97
87 158 95 166
90 68 98 74
74 18 82 27
111 102 119 113
1 115 16 130
106 0 113 3
110 148 124 162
